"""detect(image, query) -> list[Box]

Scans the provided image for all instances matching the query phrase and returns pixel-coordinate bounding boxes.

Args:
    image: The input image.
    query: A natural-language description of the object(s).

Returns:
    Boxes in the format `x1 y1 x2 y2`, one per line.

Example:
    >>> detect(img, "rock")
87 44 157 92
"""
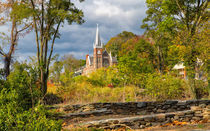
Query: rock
194 113 203 117
116 109 124 113
167 109 176 112
183 117 190 122
146 122 152 127
139 125 145 129
157 109 165 113
192 117 201 121
199 104 206 108
155 114 165 122
186 100 198 105
203 115 210 119
165 101 178 105
206 105 210 109
174 115 179 120
162 105 171 110
137 102 147 108
113 120 119 124
194 110 202 114
137 110 147 115
144 116 155 122
132 123 140 129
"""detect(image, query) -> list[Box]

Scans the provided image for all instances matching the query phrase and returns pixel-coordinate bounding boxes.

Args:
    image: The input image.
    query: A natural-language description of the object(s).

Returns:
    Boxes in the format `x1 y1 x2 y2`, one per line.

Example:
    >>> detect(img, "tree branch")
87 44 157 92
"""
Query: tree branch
17 23 31 33
47 20 62 72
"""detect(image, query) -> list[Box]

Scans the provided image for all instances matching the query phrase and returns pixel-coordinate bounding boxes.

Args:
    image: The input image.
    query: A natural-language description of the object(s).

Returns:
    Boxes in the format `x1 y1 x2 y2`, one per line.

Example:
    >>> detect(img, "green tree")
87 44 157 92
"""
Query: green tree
50 55 63 84
141 0 178 74
17 0 85 98
118 39 155 87
105 31 136 57
0 0 32 78
142 0 209 98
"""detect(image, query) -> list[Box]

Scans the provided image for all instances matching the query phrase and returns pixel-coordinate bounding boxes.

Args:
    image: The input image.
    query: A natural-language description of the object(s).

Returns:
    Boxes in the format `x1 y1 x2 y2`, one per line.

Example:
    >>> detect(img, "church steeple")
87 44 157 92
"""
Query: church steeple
93 24 103 48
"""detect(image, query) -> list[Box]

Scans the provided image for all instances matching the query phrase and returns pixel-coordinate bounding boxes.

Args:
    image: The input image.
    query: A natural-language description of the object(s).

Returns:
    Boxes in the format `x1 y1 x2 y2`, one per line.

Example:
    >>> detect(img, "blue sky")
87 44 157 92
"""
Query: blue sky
0 0 147 65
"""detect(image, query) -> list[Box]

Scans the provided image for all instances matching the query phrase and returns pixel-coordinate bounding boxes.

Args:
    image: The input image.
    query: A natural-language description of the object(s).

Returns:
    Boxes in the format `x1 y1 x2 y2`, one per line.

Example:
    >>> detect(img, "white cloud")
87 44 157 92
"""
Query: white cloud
0 0 147 60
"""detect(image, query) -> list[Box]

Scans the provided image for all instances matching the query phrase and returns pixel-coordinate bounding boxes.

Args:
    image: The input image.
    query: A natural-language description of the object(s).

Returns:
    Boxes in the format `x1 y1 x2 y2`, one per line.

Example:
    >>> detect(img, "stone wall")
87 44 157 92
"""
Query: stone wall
83 105 210 129
59 100 210 117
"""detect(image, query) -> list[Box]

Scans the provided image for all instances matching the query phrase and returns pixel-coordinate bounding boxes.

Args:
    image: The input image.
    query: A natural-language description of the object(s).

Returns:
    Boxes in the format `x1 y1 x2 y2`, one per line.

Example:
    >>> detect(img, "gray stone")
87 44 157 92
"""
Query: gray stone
146 122 152 127
157 109 165 113
174 115 179 120
194 113 203 117
165 100 178 105
192 117 201 121
144 116 155 122
139 125 145 129
137 102 147 108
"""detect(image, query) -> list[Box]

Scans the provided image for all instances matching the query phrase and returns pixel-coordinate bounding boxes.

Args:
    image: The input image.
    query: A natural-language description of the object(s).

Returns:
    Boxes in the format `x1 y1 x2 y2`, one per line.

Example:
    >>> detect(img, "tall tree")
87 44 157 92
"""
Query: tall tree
0 0 31 78
142 0 209 98
105 31 136 57
141 0 177 74
24 0 85 97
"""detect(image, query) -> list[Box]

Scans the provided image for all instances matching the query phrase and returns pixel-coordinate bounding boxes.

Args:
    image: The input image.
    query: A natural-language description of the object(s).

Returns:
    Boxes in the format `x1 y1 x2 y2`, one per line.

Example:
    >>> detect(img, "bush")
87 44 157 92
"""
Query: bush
0 62 62 130
144 73 188 101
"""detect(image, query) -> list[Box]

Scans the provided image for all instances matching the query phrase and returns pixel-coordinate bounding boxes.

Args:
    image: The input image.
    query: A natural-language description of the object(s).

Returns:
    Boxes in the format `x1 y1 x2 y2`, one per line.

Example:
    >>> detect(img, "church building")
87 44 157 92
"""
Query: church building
82 25 117 75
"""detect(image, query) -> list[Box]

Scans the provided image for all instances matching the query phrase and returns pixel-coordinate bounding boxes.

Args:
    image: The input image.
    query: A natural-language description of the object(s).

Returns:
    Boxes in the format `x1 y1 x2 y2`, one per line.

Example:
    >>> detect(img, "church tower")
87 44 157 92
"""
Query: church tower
93 24 103 69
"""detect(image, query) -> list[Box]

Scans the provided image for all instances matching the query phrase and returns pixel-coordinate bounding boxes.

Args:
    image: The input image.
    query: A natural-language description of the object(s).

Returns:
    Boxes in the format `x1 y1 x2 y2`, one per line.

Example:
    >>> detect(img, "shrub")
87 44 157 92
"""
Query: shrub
0 62 62 130
144 73 187 101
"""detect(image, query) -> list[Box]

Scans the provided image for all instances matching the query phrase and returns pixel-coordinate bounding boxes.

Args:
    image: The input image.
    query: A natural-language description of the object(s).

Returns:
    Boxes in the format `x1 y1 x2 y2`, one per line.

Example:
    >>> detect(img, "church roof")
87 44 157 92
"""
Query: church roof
93 24 103 48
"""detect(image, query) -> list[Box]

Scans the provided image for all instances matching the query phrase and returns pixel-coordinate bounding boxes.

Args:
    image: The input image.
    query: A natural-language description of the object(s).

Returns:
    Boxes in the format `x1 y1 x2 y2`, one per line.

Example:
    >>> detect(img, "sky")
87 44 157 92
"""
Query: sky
0 0 147 66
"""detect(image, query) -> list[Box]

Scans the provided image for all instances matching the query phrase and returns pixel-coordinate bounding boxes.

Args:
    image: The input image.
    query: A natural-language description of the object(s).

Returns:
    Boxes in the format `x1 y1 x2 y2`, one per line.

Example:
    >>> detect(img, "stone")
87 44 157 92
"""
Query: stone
185 114 193 118
167 109 176 112
137 102 147 108
156 114 166 122
116 109 124 113
199 104 206 108
146 122 152 127
194 113 203 117
183 117 190 122
165 100 178 105
139 121 146 125
137 110 147 115
186 100 198 105
203 115 210 119
144 116 155 122
206 105 210 109
113 120 119 124
139 125 145 129
162 105 171 110
157 109 165 113
192 117 201 121
132 123 140 129
174 115 179 120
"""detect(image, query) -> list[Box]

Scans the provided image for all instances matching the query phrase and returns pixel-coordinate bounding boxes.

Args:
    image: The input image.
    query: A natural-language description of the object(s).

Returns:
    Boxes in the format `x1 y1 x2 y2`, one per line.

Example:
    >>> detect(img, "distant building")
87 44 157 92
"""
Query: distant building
173 59 206 81
82 25 117 75
173 62 187 79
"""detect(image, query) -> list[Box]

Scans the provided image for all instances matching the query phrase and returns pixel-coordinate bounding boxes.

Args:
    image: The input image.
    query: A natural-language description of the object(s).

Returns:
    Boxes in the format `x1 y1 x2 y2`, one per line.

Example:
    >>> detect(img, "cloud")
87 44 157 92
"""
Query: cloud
0 0 147 61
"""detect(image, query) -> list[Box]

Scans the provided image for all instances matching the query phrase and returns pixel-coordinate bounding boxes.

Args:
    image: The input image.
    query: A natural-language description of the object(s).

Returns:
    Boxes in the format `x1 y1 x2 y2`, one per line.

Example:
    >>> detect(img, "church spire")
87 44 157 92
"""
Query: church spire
93 24 102 48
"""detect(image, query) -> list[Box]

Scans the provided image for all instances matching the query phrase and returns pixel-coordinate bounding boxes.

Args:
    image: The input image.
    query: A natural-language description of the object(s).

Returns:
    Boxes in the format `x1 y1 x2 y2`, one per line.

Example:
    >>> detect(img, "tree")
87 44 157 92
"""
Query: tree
20 0 85 97
0 0 32 78
49 54 63 83
141 0 177 74
105 31 136 57
142 0 209 98
118 39 155 88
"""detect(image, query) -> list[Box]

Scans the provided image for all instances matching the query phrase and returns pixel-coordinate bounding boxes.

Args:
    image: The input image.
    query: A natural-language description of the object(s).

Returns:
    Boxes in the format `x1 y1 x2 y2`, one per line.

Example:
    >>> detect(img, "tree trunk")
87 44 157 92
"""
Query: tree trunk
40 70 48 97
157 45 163 74
4 56 11 78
